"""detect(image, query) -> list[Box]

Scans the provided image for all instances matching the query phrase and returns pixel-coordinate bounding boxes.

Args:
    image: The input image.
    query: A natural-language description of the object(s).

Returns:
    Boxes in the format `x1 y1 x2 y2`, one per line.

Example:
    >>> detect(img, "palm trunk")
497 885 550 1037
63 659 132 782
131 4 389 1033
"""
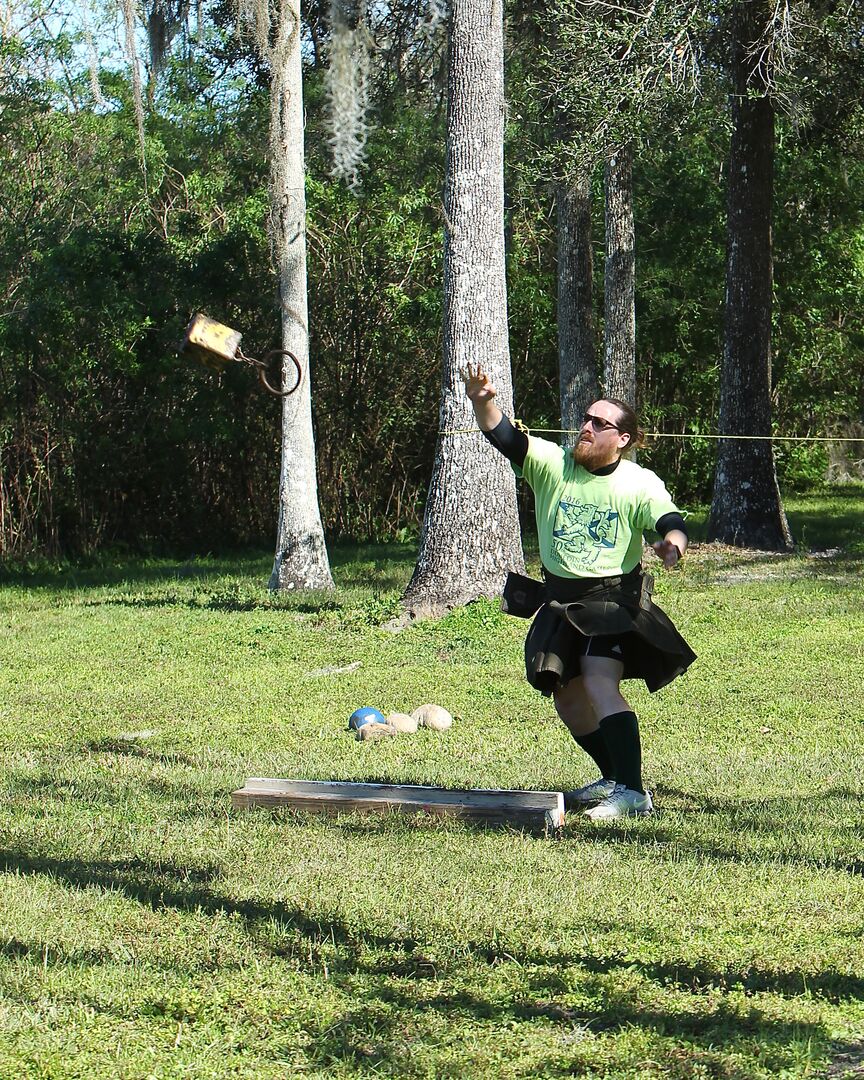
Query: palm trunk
402 0 524 617
707 1 792 550
557 175 598 445
603 145 636 405
268 3 335 590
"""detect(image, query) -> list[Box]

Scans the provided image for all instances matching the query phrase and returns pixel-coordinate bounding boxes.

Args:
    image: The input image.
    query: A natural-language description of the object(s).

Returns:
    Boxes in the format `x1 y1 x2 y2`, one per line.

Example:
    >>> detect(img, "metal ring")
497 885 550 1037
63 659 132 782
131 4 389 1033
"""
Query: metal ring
258 350 302 397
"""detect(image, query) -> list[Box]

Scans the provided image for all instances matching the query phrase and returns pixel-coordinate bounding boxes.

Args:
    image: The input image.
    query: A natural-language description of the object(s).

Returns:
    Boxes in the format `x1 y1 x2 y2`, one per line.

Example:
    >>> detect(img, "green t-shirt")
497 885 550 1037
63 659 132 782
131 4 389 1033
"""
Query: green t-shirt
517 435 681 579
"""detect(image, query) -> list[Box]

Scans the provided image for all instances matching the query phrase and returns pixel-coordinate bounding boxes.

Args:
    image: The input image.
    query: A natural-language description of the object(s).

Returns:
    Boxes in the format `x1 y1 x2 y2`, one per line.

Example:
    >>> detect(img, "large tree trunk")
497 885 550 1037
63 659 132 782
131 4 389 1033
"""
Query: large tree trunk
268 3 335 591
402 0 524 617
557 175 598 446
603 145 636 405
707 1 792 550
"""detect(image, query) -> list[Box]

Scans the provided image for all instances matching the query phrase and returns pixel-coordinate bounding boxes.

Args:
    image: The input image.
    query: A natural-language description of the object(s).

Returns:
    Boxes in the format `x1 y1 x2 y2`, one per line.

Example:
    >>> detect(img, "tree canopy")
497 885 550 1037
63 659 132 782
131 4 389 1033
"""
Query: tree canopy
1 0 862 560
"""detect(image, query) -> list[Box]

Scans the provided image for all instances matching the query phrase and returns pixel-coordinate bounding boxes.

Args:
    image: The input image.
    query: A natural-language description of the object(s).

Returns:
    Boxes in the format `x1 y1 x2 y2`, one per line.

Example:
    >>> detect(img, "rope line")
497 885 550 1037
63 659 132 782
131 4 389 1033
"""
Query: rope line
438 427 864 443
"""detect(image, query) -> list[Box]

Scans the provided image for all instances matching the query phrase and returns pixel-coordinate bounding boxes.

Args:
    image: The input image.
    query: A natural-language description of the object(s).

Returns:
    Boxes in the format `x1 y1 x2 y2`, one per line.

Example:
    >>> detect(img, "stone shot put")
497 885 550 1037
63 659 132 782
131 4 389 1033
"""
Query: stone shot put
462 363 696 821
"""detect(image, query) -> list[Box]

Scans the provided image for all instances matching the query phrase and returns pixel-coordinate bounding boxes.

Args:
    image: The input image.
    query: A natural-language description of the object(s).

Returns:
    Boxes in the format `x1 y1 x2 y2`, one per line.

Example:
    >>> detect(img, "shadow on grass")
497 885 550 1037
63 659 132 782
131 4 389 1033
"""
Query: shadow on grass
0 844 860 1008
77 590 345 613
4 768 226 820
566 785 864 878
653 783 864 829
785 487 864 550
0 844 847 1074
0 937 124 968
654 784 864 815
327 542 416 592
0 851 222 892
84 737 201 767
5 763 558 837
0 554 273 592
299 990 818 1079
0 542 418 596
686 543 864 580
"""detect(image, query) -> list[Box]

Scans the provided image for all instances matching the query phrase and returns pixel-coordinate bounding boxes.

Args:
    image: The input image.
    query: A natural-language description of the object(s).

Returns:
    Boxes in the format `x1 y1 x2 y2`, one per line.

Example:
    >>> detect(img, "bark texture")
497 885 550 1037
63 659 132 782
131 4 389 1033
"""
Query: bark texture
557 177 598 446
707 1 792 550
603 146 636 405
269 5 335 590
402 0 524 617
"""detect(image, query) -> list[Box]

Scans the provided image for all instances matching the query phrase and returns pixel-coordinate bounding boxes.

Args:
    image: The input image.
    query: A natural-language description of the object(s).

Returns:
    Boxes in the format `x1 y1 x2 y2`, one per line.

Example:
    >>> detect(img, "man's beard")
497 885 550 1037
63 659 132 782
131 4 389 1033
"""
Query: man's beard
572 438 613 470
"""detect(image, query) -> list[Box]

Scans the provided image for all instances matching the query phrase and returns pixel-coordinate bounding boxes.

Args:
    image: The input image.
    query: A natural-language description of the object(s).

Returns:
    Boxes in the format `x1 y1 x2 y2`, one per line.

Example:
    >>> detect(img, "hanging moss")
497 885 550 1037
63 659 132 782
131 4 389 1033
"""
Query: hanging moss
119 0 147 174
325 0 370 190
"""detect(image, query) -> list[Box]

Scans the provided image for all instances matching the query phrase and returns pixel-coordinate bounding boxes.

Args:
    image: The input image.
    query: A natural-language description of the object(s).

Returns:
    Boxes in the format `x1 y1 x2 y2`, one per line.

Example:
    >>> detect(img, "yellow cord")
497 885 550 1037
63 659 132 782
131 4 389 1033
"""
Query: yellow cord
438 427 864 443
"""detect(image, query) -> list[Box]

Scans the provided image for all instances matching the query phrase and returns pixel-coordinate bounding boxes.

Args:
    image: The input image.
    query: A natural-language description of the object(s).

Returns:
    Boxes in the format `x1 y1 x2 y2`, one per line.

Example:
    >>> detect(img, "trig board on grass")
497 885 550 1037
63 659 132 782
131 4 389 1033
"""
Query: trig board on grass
231 778 565 832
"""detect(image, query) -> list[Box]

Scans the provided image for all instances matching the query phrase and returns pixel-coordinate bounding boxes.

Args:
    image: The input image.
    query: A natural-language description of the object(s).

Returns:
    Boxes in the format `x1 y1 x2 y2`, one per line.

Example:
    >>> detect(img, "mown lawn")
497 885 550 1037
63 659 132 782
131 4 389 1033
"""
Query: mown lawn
1 489 863 1079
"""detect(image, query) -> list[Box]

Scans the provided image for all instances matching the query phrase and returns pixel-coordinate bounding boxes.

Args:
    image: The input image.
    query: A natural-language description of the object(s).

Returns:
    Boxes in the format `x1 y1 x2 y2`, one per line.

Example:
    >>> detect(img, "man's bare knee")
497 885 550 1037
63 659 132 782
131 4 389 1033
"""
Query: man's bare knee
580 657 628 716
553 677 597 733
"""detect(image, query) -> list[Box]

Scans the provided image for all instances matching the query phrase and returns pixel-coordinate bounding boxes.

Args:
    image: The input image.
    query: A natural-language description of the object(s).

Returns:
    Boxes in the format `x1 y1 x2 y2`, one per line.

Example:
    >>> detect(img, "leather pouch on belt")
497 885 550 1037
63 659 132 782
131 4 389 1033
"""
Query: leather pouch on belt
639 572 655 611
501 572 547 618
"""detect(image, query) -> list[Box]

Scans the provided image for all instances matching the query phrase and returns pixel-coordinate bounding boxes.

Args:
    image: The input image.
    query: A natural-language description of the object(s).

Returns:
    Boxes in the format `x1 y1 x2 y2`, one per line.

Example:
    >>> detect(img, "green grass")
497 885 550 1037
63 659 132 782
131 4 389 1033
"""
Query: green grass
1 489 864 1078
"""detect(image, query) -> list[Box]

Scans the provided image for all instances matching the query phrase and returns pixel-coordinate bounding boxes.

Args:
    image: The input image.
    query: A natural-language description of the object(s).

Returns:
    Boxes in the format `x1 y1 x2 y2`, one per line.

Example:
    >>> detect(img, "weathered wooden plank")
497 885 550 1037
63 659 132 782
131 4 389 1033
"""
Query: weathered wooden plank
232 778 564 830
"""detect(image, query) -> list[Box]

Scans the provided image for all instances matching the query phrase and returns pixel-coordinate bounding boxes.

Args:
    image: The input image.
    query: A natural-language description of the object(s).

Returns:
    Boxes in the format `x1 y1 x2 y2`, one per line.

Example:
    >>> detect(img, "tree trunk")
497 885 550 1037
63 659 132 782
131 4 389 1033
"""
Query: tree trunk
557 175 598 446
402 0 524 617
707 1 792 550
268 4 335 590
603 145 636 405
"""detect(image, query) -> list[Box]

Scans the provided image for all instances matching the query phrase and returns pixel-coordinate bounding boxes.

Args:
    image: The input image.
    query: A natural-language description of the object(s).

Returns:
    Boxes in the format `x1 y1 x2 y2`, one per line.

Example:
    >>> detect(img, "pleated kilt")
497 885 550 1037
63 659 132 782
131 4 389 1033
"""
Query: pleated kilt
514 566 696 696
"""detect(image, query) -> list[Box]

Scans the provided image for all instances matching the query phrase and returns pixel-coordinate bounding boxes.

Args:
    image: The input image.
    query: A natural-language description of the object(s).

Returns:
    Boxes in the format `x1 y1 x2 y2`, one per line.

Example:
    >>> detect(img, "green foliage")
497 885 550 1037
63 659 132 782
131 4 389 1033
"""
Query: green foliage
1 6 863 560
305 168 445 540
773 146 864 439
0 24 280 559
523 0 710 176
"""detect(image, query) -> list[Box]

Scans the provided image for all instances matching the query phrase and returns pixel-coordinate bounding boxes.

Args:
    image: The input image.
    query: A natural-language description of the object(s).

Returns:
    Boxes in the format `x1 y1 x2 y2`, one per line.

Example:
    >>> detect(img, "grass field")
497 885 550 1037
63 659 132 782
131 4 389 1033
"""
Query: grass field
1 489 863 1079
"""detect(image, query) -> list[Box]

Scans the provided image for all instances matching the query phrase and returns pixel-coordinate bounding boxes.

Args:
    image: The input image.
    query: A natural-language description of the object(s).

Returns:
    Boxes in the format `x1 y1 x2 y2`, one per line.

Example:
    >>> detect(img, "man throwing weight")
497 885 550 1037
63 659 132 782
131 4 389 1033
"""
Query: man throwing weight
463 364 696 820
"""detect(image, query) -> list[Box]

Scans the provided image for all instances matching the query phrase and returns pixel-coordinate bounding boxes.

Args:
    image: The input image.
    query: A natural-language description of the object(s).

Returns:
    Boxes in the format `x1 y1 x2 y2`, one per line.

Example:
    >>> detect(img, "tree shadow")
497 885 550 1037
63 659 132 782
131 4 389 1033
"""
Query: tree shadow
0 542 419 596
249 948 839 1076
566 784 864 878
0 554 272 593
0 847 396 951
291 548 413 597
0 844 846 1074
84 737 200 767
78 590 345 613
4 768 226 820
1 844 859 1004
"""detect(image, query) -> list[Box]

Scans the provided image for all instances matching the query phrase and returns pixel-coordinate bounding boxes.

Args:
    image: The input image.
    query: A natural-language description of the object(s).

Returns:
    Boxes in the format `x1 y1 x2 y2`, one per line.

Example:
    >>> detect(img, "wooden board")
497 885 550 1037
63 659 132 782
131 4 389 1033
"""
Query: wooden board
232 778 565 831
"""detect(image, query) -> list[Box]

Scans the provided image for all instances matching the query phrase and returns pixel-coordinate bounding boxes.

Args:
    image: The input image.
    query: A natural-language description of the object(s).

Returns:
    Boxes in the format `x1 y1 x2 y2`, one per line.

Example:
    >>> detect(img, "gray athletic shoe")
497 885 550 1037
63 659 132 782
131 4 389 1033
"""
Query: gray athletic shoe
563 777 616 809
583 784 653 821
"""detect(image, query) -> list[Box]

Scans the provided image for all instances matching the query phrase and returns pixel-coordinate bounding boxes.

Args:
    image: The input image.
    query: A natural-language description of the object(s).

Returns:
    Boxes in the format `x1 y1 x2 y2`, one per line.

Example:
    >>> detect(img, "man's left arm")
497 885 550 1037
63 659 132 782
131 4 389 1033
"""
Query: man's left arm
653 511 688 569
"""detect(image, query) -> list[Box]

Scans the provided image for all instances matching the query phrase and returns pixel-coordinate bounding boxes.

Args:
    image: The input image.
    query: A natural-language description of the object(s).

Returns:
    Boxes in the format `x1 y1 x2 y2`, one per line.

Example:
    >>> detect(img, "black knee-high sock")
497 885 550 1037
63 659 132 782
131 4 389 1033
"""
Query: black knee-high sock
598 711 643 793
573 729 615 781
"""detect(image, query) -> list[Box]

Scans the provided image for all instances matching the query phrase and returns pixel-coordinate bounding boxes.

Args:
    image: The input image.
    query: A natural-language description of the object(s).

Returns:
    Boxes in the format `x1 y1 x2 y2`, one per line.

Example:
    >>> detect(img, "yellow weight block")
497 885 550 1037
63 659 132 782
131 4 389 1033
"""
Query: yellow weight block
182 313 243 371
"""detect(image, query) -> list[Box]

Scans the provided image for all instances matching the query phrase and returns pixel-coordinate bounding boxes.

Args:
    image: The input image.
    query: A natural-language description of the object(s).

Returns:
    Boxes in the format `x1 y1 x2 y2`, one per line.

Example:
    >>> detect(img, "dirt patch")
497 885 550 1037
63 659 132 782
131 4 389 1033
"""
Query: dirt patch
687 541 792 562
684 542 850 584
825 1040 864 1078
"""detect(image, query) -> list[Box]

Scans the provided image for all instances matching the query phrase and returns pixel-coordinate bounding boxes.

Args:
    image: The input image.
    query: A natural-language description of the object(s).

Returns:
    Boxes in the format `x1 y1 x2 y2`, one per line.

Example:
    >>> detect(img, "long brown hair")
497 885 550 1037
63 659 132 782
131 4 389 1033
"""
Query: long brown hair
603 398 645 454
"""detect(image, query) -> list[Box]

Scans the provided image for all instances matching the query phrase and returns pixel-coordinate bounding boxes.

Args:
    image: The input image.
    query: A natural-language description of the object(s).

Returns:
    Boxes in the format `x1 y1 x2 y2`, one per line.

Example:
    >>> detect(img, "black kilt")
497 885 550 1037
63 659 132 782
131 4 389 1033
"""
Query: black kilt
520 567 696 696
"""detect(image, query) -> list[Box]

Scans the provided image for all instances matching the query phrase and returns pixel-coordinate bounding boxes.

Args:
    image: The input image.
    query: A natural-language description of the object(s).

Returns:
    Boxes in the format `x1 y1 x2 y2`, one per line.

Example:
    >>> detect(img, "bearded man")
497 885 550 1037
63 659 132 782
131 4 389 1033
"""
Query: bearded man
462 364 696 820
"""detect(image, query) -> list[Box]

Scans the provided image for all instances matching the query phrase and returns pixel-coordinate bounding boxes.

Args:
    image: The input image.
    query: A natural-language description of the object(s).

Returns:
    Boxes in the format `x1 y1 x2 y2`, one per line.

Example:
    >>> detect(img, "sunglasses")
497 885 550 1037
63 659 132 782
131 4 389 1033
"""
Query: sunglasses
582 412 621 433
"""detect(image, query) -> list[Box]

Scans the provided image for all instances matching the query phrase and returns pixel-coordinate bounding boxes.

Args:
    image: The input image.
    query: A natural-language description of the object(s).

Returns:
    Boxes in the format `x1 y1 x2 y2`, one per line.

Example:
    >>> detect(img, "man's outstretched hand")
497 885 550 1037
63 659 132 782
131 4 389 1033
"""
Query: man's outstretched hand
460 363 497 403
652 538 683 569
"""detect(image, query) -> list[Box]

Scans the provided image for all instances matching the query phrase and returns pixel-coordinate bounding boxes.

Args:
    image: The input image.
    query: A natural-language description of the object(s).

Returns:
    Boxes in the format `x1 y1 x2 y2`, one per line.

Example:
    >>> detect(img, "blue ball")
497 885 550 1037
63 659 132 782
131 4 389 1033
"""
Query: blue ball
348 706 386 731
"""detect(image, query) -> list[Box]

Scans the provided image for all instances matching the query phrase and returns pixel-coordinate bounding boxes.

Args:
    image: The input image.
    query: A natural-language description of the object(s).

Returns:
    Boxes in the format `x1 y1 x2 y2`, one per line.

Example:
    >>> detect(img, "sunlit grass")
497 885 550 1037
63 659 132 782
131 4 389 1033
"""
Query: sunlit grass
1 490 863 1077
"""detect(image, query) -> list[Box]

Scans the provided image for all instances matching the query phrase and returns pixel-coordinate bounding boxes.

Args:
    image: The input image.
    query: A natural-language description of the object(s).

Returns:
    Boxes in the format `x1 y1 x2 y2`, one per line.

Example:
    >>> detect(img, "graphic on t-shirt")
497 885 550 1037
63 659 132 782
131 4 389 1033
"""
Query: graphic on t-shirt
552 500 620 566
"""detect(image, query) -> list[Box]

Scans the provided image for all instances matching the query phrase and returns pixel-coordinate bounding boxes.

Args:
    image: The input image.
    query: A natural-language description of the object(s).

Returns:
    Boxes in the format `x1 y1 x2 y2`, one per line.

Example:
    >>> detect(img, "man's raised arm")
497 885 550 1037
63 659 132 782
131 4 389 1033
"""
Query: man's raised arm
460 363 528 467
461 363 503 431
